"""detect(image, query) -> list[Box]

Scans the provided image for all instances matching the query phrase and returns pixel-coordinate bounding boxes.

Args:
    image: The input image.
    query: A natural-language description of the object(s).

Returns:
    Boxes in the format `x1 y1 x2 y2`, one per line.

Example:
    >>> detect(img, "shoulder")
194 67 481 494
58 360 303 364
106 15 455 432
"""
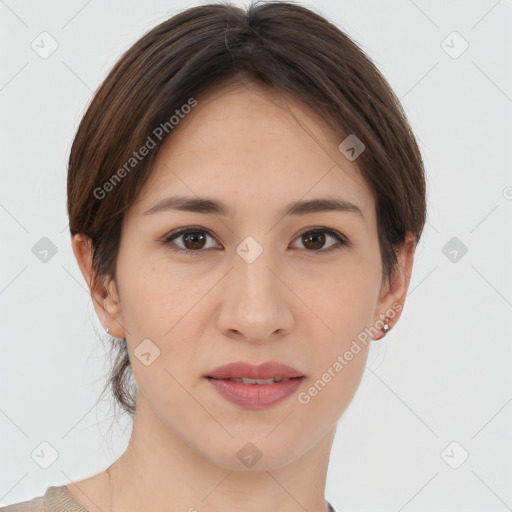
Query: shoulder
0 488 45 511
0 485 87 512
327 500 338 512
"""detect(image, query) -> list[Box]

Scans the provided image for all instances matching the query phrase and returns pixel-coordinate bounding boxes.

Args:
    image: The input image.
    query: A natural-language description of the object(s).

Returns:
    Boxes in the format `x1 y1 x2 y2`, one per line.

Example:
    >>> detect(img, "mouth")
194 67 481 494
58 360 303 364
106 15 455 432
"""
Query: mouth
205 360 305 381
205 375 305 409
206 376 304 384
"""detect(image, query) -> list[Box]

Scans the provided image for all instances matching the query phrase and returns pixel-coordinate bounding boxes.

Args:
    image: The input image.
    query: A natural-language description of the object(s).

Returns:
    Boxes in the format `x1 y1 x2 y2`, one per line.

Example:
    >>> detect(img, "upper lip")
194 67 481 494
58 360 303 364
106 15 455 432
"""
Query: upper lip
206 361 304 380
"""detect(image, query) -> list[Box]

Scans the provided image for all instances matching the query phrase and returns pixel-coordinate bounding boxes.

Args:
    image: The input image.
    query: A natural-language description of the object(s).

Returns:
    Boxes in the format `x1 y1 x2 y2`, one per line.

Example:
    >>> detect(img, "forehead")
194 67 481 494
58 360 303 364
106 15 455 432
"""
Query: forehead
130 82 375 225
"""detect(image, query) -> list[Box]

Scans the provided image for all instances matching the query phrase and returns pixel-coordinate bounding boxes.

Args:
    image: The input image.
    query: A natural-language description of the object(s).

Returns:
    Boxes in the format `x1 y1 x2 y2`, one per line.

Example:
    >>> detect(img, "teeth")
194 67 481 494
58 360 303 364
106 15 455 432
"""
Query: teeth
227 377 291 384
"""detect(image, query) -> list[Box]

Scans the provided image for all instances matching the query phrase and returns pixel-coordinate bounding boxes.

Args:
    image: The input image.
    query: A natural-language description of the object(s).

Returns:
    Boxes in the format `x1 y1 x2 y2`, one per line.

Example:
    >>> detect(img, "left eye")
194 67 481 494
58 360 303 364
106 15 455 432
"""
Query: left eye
292 228 348 253
162 226 348 255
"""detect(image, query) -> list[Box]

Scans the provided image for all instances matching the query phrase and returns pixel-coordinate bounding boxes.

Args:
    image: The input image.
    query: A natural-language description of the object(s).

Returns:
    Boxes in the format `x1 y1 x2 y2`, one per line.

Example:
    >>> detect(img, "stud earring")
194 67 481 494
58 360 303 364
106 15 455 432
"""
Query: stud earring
381 317 391 336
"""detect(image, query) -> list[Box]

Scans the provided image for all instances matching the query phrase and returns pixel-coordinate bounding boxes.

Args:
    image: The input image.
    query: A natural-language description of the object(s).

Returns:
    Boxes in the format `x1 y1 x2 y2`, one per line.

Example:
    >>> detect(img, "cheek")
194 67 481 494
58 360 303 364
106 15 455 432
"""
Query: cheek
302 346 369 431
117 263 206 381
302 259 380 335
117 256 191 336
298 255 379 389
298 279 372 419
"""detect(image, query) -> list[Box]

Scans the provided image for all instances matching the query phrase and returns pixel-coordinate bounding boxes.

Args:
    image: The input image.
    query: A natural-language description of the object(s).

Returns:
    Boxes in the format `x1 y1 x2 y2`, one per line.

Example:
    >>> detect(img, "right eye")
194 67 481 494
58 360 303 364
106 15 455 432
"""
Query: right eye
162 227 219 255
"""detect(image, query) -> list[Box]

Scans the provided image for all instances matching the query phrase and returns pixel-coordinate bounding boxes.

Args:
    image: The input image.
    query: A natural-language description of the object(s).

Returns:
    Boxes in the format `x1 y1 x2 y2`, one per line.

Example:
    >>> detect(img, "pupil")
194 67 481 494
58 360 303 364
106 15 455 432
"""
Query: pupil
184 232 205 250
305 231 325 250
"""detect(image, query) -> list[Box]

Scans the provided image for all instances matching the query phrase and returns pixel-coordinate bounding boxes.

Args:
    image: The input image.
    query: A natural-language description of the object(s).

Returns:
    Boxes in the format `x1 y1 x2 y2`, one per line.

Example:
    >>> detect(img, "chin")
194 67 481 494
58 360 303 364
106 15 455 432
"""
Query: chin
198 432 309 472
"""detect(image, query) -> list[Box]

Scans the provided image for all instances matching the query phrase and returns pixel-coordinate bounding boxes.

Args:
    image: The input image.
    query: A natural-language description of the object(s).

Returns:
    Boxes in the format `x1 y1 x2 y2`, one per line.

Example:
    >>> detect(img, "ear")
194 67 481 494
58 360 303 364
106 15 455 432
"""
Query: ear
71 233 126 339
372 231 416 340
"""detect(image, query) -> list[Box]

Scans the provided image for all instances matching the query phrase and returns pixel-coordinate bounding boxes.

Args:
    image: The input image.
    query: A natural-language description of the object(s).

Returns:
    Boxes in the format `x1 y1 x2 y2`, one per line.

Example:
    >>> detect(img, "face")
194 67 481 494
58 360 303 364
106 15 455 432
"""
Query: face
86 82 408 470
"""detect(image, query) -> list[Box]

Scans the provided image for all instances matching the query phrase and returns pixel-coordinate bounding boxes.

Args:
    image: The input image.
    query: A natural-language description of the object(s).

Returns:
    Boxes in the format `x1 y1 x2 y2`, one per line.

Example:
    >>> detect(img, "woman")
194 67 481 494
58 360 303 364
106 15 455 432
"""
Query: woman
1 1 426 511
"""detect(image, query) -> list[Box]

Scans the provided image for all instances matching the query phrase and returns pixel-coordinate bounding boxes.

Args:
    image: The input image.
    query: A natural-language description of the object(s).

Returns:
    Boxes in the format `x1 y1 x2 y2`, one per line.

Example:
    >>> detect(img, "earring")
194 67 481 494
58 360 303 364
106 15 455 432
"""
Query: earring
103 298 110 334
381 317 391 336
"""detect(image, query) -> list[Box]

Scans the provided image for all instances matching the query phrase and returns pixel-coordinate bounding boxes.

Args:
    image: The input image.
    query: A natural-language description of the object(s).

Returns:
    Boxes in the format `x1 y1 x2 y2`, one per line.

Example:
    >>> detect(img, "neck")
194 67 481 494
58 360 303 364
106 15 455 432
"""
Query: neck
106 394 336 512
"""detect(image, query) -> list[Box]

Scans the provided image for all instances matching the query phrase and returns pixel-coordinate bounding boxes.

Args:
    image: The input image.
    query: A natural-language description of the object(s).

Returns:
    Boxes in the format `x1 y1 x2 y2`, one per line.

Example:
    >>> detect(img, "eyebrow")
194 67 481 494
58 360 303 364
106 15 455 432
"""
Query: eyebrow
143 195 364 220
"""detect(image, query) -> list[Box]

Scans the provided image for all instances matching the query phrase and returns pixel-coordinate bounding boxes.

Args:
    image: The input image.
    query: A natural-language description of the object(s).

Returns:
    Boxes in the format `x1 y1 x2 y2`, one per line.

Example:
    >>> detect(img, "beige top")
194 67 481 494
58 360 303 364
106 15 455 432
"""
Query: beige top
0 485 87 512
0 485 337 511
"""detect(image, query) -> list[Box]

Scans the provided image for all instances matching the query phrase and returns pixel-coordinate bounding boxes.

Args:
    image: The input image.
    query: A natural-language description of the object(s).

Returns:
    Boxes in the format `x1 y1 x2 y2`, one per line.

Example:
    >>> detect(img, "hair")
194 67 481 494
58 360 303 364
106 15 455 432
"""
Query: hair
67 0 427 418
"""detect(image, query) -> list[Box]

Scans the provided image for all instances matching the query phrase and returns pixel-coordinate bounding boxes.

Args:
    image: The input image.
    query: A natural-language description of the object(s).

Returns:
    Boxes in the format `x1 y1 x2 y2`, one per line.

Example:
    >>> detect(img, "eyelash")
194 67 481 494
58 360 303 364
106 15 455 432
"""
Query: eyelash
161 226 349 256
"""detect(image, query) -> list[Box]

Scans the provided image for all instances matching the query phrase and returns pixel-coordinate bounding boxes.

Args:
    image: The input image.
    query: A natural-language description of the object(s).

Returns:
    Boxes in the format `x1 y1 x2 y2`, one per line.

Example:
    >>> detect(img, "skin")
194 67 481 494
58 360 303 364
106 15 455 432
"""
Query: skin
70 81 416 512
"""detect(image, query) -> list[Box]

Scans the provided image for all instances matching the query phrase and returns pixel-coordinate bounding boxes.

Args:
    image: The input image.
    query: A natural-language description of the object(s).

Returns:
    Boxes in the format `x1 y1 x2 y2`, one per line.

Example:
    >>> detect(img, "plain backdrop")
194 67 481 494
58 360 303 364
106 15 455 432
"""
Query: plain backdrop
0 0 511 510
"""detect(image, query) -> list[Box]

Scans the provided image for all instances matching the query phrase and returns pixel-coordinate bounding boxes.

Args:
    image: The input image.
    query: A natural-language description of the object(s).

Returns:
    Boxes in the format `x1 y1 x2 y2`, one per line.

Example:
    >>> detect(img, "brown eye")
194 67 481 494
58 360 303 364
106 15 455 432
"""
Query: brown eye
163 227 218 255
181 231 207 250
292 228 348 254
302 230 326 250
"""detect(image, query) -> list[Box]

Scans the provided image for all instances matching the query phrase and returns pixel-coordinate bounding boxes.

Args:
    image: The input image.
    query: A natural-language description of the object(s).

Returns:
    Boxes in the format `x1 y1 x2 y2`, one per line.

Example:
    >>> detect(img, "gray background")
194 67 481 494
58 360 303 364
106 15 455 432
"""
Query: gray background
1 0 511 510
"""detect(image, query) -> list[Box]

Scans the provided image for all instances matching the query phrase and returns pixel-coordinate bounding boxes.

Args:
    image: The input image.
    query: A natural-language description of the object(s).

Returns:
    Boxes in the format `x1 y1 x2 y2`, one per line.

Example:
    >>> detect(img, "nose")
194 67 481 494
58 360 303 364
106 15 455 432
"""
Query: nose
216 249 295 344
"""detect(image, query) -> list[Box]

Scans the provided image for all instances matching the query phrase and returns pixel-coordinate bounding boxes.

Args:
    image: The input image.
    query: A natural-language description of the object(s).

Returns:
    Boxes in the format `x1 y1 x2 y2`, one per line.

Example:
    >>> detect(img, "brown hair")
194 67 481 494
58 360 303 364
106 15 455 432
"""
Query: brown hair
67 1 427 418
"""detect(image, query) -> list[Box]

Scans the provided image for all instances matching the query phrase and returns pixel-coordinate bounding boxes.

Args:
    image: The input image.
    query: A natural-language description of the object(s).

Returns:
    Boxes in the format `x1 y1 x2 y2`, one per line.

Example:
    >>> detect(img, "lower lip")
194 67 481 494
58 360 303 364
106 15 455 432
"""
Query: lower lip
206 377 304 409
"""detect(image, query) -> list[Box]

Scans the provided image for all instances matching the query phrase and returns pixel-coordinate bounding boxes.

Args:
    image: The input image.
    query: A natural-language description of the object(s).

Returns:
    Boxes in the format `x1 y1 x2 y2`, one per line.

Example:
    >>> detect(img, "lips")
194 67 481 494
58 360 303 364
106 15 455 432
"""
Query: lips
205 361 305 409
206 361 304 380
220 376 293 384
